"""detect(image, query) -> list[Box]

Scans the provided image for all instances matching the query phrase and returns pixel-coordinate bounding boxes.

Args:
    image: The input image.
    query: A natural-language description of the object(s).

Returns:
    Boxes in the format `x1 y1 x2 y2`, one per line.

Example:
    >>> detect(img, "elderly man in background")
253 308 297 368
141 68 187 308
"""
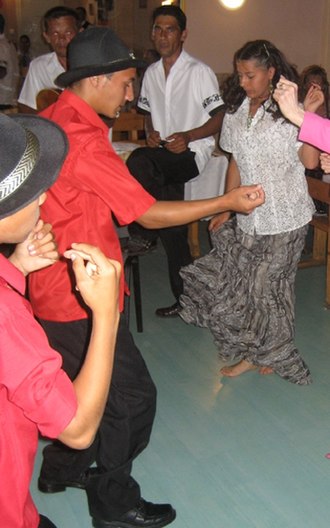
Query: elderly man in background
18 5 79 113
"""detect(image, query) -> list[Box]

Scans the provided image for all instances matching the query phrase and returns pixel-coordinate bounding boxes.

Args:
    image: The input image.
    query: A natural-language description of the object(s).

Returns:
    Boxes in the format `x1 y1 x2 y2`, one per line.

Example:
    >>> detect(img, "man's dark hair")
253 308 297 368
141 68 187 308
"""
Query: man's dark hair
43 5 79 33
152 5 186 32
0 14 5 34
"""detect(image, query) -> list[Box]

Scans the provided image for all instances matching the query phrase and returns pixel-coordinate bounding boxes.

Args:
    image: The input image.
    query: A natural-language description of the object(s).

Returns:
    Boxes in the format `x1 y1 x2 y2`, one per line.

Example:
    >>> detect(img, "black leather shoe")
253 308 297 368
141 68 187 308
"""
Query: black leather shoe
38 468 92 493
155 302 181 318
92 499 176 528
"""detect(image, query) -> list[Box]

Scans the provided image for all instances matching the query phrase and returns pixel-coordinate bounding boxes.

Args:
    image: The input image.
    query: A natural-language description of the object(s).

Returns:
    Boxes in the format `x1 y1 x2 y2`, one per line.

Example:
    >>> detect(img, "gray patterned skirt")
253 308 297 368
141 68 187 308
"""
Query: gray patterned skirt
179 218 311 385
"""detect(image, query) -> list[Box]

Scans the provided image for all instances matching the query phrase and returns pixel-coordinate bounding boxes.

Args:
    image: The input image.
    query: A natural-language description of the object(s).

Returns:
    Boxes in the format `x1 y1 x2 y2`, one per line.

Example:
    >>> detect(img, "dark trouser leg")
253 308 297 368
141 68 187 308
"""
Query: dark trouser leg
159 182 194 299
126 147 164 243
40 315 157 521
127 147 198 299
159 223 192 299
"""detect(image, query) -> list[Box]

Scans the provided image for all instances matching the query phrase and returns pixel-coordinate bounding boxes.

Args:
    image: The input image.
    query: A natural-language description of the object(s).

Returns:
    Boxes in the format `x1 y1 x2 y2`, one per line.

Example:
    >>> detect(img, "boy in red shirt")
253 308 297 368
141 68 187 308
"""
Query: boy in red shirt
0 112 121 528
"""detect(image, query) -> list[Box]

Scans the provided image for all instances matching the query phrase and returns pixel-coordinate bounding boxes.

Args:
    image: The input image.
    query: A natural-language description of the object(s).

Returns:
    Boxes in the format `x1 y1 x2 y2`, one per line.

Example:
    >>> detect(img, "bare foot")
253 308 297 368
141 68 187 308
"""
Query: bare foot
259 366 274 375
220 360 257 377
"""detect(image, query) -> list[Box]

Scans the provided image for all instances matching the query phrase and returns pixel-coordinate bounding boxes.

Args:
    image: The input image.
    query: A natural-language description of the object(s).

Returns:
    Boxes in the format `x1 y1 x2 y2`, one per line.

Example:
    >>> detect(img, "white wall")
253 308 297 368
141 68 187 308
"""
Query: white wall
184 0 327 74
15 0 60 56
7 0 330 76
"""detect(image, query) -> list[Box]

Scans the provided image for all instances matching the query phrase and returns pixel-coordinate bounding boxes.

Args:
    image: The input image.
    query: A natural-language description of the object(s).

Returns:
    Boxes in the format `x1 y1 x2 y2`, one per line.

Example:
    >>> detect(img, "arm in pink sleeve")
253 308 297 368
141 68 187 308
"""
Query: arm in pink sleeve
299 112 330 153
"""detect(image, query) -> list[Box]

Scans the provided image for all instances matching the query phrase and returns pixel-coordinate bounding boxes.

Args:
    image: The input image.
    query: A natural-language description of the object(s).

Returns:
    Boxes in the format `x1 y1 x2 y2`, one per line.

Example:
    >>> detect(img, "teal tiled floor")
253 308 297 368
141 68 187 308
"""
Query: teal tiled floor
32 224 330 527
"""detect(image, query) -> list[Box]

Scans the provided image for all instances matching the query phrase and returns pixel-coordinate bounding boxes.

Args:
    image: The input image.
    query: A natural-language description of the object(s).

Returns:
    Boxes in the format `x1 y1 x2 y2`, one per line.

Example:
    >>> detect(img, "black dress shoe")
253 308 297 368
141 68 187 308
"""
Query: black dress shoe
155 302 181 318
38 468 92 493
92 499 176 528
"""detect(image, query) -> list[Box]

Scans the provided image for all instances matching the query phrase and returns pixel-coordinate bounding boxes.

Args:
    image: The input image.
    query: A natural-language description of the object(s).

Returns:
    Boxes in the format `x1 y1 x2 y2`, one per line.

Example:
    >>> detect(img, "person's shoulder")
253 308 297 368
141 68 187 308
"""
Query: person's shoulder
29 51 55 69
182 50 216 75
144 59 161 78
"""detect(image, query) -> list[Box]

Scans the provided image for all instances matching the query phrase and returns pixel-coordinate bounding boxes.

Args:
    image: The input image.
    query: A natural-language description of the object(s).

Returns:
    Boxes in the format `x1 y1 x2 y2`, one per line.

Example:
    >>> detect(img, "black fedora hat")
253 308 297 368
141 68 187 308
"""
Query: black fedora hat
0 114 68 220
56 26 146 87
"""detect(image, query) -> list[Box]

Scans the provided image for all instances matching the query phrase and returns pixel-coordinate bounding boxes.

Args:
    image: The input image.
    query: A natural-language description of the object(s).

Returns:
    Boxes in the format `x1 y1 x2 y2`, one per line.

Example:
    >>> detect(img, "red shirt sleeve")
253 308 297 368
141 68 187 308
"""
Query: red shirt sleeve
0 288 77 438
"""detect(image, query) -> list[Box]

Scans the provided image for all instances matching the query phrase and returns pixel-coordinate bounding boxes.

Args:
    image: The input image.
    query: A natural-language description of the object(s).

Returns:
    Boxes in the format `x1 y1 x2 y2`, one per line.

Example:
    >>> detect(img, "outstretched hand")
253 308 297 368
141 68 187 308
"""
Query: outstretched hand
64 243 121 318
226 184 265 214
9 219 59 276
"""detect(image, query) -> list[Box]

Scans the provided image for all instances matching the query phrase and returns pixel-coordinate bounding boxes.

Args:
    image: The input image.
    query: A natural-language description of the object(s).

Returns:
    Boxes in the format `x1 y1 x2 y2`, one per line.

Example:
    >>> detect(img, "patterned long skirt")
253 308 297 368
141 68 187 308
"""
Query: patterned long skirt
179 218 311 385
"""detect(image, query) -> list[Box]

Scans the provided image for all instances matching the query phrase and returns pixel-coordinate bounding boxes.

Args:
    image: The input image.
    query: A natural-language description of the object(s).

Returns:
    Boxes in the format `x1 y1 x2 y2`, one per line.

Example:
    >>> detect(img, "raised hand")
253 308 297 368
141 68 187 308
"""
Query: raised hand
303 83 324 114
273 76 305 126
9 219 59 275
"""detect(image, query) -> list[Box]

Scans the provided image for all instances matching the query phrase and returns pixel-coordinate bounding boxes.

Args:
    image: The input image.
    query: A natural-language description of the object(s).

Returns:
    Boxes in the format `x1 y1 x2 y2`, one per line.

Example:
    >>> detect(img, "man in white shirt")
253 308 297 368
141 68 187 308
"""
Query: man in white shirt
0 14 19 109
127 4 224 317
18 6 79 113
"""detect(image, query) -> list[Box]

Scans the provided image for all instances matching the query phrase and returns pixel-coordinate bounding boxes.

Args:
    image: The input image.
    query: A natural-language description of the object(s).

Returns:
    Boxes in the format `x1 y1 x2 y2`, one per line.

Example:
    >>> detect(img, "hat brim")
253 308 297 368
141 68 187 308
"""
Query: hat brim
0 115 68 220
56 58 146 87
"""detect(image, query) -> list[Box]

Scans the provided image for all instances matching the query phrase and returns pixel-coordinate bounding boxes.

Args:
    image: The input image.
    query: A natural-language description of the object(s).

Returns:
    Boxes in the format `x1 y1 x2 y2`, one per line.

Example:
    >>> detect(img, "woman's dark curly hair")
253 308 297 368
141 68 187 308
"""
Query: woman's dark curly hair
221 39 299 119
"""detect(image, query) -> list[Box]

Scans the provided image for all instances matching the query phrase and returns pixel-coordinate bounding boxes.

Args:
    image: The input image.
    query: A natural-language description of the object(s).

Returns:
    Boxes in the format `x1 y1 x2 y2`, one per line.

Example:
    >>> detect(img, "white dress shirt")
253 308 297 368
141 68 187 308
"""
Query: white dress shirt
138 50 223 173
221 97 314 235
0 34 19 105
18 51 64 110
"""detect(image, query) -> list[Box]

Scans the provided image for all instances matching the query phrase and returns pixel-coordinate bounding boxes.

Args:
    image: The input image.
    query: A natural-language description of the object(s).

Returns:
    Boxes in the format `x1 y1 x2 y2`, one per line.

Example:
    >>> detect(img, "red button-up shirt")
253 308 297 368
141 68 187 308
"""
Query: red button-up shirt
0 255 77 527
29 90 155 320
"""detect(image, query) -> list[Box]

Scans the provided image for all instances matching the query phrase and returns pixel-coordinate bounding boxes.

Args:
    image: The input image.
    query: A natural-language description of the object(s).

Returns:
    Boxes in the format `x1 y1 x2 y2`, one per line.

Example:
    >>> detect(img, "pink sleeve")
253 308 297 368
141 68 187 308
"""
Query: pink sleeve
299 112 330 153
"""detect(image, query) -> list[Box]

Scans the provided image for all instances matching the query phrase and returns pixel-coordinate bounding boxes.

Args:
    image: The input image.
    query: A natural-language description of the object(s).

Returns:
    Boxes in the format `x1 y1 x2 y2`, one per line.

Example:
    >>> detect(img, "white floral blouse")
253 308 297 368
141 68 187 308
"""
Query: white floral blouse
220 97 315 235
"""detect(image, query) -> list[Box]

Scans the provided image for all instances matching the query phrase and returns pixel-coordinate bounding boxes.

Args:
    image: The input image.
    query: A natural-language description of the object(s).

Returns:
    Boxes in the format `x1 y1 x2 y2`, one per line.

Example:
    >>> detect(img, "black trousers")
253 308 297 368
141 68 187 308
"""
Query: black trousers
126 147 199 300
39 315 157 522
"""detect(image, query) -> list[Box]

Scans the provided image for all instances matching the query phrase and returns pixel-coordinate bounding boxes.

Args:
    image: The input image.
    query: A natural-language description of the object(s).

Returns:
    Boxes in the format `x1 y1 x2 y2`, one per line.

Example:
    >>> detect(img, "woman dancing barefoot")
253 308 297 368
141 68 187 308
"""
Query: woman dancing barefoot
180 40 323 385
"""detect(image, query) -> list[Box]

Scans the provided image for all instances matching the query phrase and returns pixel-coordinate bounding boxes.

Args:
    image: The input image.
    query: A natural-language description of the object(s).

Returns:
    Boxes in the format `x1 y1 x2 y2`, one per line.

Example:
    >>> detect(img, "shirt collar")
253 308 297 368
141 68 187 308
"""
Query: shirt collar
0 254 26 295
58 89 110 133
159 49 186 73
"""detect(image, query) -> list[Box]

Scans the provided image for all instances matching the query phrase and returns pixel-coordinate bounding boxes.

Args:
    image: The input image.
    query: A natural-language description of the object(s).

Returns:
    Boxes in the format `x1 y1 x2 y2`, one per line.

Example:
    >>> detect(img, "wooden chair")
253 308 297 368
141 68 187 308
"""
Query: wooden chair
113 111 146 332
186 153 229 259
112 111 146 144
188 221 201 259
299 175 330 307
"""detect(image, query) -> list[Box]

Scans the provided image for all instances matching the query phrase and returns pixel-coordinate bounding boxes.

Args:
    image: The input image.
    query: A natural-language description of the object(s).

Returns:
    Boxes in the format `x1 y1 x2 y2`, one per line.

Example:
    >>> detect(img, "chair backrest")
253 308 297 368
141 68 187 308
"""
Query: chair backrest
112 111 146 144
36 88 61 111
306 175 330 205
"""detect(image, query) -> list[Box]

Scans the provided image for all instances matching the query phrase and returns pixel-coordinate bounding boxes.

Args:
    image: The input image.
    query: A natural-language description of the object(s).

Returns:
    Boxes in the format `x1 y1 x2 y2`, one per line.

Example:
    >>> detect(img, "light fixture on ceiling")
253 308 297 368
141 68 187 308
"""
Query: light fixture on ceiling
220 0 246 9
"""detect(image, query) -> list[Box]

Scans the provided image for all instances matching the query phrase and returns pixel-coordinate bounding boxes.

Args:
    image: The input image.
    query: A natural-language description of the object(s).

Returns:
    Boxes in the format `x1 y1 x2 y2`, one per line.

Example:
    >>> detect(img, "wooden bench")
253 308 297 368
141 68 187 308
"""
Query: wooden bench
299 175 330 307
